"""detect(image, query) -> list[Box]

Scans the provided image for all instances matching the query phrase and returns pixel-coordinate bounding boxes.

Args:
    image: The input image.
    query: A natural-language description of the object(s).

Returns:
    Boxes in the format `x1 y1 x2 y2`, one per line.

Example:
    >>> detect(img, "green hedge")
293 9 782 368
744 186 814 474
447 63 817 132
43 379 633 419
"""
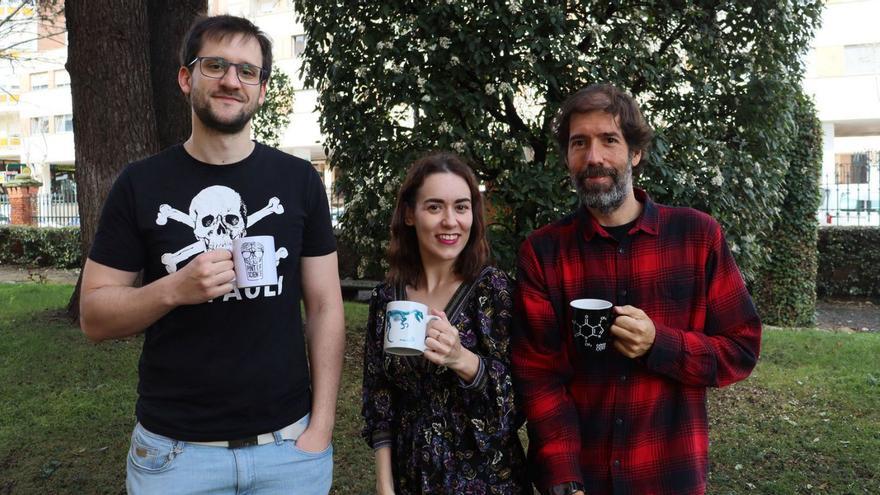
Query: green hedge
817 226 880 298
753 93 823 326
0 226 81 268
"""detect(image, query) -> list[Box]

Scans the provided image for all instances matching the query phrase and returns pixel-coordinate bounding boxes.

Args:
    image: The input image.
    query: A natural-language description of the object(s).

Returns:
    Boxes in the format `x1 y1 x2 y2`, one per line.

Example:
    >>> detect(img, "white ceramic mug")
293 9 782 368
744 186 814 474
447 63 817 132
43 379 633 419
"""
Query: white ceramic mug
232 235 277 288
383 300 440 356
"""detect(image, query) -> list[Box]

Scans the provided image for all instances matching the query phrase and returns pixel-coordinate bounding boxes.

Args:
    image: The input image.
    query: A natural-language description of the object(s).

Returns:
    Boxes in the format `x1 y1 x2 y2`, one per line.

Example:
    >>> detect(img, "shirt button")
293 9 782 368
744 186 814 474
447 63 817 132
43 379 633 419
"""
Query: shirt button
613 459 621 468
615 418 623 425
618 289 627 298
620 375 627 382
617 247 625 254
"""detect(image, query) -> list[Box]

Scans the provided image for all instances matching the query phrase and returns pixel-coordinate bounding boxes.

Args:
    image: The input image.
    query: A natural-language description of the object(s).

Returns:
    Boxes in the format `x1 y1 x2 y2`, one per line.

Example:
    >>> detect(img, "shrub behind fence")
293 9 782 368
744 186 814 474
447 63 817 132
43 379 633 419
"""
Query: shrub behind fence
817 226 880 298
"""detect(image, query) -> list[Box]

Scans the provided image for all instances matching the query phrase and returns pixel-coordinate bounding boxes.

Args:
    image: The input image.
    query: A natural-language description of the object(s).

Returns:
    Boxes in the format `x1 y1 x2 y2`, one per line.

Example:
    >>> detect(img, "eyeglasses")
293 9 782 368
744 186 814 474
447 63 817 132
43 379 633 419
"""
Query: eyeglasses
188 56 266 85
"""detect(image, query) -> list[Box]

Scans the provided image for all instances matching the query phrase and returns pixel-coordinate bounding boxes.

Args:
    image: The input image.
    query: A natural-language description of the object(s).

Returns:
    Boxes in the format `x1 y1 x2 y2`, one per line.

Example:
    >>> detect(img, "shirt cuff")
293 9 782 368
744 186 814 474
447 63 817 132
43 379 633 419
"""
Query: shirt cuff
643 322 681 374
548 481 585 495
457 355 487 390
370 430 392 450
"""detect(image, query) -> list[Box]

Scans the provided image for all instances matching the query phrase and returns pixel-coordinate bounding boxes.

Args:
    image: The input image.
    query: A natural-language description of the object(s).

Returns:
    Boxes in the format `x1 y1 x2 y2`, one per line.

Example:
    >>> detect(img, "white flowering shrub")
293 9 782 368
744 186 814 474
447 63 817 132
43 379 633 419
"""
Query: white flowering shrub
294 0 823 281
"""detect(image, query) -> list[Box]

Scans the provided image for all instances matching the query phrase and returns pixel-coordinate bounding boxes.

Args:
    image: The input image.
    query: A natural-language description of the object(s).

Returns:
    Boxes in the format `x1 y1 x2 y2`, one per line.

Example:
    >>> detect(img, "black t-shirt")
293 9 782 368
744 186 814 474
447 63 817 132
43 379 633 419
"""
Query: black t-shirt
601 219 637 243
89 142 336 441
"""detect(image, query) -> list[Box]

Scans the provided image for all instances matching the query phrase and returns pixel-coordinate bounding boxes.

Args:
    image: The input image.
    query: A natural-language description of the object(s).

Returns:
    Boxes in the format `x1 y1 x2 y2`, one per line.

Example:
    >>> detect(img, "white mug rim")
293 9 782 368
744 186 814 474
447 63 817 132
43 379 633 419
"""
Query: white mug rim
570 298 613 310
386 300 429 311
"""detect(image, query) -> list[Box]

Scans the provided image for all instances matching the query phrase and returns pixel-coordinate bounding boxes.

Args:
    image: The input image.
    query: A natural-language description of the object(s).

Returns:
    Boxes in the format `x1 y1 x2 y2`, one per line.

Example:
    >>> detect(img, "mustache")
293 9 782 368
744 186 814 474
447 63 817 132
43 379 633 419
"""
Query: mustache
576 167 618 181
211 91 245 101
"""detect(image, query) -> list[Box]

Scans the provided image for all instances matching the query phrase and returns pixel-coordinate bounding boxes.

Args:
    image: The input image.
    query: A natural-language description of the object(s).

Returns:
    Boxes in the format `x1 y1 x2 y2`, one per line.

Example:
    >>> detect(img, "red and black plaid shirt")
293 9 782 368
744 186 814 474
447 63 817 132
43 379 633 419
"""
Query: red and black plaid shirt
512 189 761 495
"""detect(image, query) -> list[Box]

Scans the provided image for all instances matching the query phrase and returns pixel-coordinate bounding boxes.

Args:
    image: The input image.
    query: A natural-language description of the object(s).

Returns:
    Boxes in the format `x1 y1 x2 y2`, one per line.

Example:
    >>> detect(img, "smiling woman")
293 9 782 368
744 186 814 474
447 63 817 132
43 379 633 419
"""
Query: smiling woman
361 151 530 494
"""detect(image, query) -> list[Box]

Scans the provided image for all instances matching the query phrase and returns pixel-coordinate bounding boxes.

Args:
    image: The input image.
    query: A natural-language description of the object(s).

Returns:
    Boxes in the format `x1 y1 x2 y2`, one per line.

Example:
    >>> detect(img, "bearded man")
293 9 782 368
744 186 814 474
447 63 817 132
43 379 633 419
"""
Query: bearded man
511 84 762 495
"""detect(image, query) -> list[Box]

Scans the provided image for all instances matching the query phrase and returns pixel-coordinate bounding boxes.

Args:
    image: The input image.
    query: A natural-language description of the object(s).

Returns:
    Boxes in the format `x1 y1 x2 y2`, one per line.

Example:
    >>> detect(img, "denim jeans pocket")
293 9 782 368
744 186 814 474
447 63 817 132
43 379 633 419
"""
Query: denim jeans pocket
285 439 333 459
127 423 182 473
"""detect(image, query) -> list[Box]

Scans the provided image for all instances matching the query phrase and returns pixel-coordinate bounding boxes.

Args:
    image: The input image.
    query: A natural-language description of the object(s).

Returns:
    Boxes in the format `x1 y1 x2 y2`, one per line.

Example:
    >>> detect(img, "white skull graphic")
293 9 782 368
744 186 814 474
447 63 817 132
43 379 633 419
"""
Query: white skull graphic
189 186 247 250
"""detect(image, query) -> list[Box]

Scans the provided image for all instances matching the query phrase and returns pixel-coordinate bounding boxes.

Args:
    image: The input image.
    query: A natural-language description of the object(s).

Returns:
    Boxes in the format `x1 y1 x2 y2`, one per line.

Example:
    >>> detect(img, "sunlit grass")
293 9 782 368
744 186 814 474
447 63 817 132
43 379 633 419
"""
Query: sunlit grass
0 284 877 494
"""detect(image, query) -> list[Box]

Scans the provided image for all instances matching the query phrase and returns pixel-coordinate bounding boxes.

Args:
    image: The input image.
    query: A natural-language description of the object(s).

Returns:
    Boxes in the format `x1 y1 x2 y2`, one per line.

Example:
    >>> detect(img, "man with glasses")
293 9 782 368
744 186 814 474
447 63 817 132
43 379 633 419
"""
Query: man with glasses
80 15 344 494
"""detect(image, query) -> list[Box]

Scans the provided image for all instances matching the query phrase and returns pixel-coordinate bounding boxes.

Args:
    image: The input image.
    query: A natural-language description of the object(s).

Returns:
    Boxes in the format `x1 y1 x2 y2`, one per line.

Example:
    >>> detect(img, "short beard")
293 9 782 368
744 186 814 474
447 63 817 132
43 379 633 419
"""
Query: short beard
572 157 633 215
193 101 257 134
190 90 259 134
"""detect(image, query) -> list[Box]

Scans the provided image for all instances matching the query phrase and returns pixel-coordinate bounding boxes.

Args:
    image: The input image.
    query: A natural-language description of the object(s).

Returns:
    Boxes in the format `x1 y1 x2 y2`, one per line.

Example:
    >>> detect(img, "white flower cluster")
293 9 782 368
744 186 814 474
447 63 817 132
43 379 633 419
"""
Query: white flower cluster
438 122 454 135
498 82 513 94
439 37 451 49
452 141 467 153
450 55 460 65
485 83 496 95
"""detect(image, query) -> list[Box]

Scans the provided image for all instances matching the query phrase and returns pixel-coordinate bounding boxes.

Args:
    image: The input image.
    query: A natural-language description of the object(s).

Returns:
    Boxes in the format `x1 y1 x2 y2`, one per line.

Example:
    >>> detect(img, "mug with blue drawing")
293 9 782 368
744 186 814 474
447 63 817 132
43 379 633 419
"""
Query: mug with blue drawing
383 300 441 356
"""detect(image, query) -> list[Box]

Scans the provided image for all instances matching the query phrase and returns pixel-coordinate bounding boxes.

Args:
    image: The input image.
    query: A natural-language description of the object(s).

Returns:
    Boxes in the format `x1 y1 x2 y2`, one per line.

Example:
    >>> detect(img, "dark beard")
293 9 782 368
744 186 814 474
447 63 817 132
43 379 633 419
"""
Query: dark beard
193 100 255 134
191 89 259 134
572 160 631 215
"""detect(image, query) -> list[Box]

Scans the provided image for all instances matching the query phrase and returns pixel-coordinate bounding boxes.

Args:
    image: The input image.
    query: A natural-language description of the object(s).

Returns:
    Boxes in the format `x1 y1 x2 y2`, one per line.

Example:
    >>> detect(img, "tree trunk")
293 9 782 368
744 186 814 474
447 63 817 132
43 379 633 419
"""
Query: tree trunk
65 0 160 321
65 1 207 322
147 0 206 149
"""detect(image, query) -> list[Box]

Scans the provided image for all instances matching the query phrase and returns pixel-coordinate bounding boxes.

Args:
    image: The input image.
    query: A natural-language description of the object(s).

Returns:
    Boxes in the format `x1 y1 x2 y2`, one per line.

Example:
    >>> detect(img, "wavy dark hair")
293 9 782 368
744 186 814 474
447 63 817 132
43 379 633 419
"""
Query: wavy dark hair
554 83 654 176
387 152 489 288
180 15 273 82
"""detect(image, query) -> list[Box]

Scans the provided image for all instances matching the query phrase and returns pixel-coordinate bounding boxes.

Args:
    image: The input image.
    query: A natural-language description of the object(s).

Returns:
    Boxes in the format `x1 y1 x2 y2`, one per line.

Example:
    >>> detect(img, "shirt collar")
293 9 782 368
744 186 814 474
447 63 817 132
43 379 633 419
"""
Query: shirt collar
577 187 659 241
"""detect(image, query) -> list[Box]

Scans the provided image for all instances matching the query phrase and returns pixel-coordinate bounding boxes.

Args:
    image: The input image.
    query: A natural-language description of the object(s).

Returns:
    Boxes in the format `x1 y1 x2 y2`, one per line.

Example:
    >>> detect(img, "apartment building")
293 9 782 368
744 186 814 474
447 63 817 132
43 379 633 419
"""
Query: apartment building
803 0 880 225
0 0 73 197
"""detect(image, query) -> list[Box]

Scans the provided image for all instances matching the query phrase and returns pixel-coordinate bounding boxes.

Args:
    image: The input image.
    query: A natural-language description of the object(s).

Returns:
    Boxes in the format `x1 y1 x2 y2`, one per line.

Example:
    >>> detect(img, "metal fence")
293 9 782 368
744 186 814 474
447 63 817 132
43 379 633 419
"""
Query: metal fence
820 152 880 226
0 193 9 225
34 190 80 227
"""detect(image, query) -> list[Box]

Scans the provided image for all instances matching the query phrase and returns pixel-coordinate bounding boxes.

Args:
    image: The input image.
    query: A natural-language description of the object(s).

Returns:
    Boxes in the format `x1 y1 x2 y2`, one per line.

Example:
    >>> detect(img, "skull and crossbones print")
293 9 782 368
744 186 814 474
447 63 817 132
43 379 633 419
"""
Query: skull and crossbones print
155 185 288 274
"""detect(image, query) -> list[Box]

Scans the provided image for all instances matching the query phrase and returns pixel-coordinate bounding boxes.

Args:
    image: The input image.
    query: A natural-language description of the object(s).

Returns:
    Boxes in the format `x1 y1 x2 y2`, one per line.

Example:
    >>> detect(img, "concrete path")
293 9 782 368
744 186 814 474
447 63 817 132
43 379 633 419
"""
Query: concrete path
0 264 79 285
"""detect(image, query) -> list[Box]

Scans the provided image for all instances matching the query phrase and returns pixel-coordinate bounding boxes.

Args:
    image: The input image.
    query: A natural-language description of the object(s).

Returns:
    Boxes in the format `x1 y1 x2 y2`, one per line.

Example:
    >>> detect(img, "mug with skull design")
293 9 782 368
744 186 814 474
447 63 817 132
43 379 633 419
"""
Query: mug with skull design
232 235 277 288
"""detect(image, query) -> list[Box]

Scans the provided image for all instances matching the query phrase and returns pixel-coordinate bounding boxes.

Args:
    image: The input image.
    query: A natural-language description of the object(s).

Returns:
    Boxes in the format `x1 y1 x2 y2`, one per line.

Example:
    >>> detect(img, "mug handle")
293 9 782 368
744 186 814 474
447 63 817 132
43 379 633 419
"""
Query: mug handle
423 315 441 340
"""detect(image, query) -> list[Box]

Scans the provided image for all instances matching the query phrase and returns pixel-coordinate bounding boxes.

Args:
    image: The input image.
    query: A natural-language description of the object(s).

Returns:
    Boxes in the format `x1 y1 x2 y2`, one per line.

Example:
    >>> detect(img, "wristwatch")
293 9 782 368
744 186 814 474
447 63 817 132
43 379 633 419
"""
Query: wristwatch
548 481 585 495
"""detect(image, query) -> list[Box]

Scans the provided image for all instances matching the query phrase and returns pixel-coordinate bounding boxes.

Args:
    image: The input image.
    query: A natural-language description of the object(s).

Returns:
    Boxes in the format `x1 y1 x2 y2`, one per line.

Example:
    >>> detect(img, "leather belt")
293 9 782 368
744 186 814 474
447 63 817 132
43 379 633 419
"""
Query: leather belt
188 418 307 449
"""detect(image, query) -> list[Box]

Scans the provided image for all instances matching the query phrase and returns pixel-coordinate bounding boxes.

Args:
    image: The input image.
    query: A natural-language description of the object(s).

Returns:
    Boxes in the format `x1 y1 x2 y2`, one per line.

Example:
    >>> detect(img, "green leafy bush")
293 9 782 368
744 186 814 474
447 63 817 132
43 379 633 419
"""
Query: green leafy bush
253 69 295 148
817 227 880 298
296 1 823 283
0 226 81 268
753 93 822 326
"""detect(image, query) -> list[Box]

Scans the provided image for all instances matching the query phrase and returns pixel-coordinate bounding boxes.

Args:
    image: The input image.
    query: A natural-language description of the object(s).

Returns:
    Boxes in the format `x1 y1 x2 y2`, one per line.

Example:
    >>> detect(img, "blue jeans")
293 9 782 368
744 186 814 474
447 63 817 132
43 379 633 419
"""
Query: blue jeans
126 415 333 494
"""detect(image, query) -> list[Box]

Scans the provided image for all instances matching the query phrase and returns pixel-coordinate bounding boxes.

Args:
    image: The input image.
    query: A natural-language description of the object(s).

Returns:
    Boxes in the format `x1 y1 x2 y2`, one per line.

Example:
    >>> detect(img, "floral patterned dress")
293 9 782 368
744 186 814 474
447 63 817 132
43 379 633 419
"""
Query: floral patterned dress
361 266 529 494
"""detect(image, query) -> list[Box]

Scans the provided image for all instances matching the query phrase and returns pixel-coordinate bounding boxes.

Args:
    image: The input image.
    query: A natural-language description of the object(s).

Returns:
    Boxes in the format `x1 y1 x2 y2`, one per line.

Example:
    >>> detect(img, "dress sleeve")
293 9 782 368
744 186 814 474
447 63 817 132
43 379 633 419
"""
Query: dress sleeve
643 220 762 387
511 239 583 491
360 286 395 449
455 268 523 453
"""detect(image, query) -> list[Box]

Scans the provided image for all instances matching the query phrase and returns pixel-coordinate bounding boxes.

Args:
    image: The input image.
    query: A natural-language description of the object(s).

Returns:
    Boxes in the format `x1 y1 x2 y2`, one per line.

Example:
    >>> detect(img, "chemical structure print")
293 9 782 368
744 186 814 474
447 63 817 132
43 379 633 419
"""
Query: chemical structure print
573 314 607 351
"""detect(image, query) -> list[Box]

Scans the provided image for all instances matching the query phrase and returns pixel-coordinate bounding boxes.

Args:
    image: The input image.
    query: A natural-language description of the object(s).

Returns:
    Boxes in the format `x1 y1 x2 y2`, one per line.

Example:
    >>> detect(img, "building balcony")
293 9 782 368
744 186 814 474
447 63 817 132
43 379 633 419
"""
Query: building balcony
804 74 880 127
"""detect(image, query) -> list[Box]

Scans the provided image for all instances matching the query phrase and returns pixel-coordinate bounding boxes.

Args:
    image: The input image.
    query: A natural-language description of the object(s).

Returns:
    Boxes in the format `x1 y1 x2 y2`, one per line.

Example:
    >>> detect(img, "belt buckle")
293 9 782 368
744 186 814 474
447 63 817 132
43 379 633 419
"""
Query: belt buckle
227 436 259 449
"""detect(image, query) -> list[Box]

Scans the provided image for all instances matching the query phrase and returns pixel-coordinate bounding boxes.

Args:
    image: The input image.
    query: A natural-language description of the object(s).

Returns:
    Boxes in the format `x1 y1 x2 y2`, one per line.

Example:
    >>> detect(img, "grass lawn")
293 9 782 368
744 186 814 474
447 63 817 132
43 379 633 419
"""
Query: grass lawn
0 283 877 494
